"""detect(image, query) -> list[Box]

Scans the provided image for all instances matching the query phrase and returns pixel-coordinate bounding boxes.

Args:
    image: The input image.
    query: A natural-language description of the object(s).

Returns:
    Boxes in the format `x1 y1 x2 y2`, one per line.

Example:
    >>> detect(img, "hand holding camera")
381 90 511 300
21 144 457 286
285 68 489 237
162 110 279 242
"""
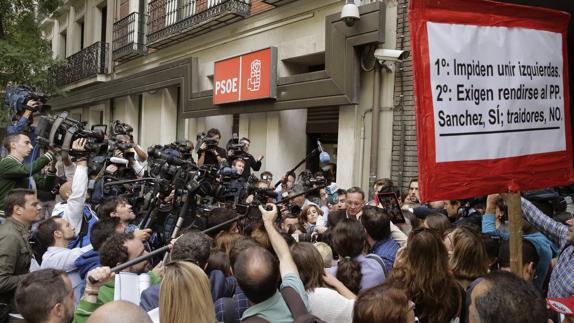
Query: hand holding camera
72 138 87 151
70 138 88 163
25 100 40 113
259 203 278 223
199 142 207 152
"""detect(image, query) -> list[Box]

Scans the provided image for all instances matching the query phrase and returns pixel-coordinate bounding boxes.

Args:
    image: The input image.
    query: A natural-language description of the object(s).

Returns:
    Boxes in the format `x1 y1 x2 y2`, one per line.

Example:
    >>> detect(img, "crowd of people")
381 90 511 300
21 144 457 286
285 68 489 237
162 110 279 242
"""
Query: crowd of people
0 102 573 323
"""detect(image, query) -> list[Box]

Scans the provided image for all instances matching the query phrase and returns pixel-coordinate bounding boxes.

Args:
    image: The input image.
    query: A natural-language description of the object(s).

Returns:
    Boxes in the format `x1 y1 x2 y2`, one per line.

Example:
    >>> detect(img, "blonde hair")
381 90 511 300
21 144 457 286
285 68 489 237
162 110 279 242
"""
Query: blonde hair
159 261 215 323
448 227 489 281
313 242 334 267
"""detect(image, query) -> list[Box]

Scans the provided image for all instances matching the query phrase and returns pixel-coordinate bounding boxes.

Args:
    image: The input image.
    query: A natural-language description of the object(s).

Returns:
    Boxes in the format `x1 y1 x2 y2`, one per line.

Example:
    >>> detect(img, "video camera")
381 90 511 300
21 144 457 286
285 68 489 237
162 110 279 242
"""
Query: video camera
147 140 254 209
35 112 140 178
3 84 50 115
299 170 327 193
36 112 107 155
196 132 219 152
151 140 193 161
110 120 133 136
148 144 233 200
226 133 246 158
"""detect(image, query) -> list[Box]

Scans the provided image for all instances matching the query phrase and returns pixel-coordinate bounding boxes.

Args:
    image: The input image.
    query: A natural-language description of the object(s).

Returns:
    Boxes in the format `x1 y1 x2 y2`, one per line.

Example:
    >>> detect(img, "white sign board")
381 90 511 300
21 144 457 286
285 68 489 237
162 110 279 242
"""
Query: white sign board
427 22 566 162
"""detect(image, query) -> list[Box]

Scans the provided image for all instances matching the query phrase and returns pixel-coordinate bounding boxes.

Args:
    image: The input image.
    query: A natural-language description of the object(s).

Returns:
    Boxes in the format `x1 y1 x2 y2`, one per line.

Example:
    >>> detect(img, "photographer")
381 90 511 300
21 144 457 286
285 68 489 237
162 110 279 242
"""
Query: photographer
113 134 148 178
221 158 248 204
4 100 39 162
172 139 195 163
51 138 99 248
228 137 263 180
197 128 227 167
96 197 151 242
275 171 297 201
0 133 56 215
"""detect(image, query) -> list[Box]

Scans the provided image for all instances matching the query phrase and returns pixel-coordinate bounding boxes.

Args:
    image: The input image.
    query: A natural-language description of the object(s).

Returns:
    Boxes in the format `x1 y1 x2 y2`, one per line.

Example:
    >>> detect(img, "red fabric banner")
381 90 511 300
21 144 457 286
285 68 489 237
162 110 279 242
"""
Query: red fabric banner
409 0 572 201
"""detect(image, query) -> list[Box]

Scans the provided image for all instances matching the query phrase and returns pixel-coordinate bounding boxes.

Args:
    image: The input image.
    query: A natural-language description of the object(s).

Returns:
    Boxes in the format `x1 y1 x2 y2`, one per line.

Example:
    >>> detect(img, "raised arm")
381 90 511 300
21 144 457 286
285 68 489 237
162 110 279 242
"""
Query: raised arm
260 204 299 277
521 197 567 246
390 222 408 247
63 139 89 231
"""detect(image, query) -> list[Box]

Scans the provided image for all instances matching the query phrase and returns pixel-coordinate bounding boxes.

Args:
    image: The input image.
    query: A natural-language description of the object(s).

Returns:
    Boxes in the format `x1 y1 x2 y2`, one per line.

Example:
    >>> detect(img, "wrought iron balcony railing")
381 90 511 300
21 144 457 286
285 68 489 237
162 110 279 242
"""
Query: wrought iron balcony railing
262 0 298 6
50 42 108 87
113 12 147 62
147 0 251 49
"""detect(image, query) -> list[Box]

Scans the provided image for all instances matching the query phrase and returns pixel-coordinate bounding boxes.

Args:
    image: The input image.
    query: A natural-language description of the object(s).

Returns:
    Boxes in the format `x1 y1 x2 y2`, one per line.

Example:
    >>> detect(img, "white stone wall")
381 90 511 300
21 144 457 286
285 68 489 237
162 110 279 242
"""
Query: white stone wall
39 0 402 190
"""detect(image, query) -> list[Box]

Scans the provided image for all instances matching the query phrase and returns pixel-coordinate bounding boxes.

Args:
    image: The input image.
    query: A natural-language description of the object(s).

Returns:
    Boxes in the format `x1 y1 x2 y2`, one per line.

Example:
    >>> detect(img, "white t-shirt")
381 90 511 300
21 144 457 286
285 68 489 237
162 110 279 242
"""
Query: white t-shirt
307 287 354 323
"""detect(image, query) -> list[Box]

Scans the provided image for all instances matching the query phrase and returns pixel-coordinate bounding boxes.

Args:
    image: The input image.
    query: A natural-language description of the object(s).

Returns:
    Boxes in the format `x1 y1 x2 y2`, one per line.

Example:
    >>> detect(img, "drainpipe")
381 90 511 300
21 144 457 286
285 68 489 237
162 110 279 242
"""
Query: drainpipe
359 108 373 186
368 65 381 199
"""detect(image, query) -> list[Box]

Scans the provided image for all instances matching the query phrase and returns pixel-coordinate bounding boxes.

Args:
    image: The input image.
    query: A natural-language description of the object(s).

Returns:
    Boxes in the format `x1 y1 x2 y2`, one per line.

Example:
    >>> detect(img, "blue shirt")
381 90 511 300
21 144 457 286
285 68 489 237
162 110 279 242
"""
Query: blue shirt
521 198 574 297
482 213 559 289
369 238 400 271
67 206 99 249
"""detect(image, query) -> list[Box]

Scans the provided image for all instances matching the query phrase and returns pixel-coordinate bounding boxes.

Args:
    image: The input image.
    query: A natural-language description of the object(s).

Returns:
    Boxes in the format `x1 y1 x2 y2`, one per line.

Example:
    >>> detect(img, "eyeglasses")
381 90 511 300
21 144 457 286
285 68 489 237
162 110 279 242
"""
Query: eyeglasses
261 176 272 181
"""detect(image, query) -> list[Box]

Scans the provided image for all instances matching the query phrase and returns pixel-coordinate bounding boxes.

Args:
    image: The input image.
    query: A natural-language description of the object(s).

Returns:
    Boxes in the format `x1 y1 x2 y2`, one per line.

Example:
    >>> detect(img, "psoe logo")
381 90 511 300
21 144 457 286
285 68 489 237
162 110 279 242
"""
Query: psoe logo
247 59 262 92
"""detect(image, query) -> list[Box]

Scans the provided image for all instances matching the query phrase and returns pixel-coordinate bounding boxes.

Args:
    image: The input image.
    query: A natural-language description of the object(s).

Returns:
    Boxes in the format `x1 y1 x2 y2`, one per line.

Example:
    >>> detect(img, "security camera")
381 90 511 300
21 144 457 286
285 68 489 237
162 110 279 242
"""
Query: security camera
373 49 410 64
341 0 360 27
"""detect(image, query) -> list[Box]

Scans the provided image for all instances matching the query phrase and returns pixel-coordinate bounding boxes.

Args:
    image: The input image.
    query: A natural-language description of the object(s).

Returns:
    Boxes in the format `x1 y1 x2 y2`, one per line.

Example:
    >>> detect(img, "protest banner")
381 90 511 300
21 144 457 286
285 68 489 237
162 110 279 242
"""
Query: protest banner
409 0 573 202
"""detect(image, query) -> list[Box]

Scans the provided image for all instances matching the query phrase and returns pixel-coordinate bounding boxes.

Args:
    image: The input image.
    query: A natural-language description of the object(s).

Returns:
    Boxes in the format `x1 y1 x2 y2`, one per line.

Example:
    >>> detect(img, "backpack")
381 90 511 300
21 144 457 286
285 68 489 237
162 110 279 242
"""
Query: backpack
241 287 327 323
58 205 98 249
366 253 389 276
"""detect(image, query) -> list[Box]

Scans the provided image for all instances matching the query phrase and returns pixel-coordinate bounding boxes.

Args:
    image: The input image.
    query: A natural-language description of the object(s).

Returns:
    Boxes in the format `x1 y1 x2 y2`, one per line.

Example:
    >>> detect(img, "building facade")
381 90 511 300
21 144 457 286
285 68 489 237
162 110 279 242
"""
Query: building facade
40 0 415 194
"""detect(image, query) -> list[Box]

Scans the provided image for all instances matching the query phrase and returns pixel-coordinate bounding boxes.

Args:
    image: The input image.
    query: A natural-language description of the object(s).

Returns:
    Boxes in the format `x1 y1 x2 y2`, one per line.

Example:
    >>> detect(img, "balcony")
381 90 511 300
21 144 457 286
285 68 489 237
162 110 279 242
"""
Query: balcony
50 42 109 87
113 12 147 62
147 0 251 49
262 0 298 6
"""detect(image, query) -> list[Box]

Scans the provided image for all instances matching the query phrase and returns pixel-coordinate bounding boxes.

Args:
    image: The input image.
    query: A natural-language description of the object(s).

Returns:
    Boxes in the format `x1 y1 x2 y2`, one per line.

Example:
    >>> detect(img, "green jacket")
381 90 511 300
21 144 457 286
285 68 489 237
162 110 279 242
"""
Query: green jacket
73 271 161 323
0 153 55 212
0 218 34 312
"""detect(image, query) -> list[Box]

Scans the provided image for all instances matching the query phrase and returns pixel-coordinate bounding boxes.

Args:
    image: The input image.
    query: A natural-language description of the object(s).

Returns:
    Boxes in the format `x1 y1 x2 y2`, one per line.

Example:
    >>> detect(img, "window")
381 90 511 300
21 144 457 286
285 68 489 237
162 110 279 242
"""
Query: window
59 31 67 58
100 6 107 44
79 20 85 49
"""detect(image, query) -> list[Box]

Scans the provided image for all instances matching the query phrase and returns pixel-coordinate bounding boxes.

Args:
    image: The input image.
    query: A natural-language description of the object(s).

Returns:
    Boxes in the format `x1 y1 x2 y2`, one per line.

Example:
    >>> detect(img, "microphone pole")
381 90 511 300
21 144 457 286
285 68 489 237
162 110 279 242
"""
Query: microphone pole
273 146 322 189
275 184 327 205
89 212 248 283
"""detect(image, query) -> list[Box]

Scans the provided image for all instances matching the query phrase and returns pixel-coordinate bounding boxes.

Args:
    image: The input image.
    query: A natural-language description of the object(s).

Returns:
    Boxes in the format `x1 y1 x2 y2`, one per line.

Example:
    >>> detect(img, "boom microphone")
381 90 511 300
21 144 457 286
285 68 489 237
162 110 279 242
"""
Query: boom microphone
317 140 331 164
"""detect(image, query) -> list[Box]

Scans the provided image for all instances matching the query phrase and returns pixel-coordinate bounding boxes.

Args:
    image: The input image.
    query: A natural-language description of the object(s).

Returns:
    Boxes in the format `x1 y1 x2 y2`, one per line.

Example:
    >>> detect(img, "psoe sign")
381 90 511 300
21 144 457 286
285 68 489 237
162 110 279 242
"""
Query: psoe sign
213 47 278 105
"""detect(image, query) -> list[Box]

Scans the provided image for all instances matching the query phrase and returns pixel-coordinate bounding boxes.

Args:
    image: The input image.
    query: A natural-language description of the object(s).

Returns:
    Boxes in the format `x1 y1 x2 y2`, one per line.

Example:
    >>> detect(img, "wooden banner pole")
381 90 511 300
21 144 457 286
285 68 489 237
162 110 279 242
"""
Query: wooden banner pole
505 192 523 276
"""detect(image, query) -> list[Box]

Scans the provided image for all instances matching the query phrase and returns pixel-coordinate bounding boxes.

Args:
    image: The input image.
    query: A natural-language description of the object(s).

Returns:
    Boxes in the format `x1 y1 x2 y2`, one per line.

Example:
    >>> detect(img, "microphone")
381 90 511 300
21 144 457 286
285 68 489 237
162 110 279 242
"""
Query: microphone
317 140 331 164
109 157 129 166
